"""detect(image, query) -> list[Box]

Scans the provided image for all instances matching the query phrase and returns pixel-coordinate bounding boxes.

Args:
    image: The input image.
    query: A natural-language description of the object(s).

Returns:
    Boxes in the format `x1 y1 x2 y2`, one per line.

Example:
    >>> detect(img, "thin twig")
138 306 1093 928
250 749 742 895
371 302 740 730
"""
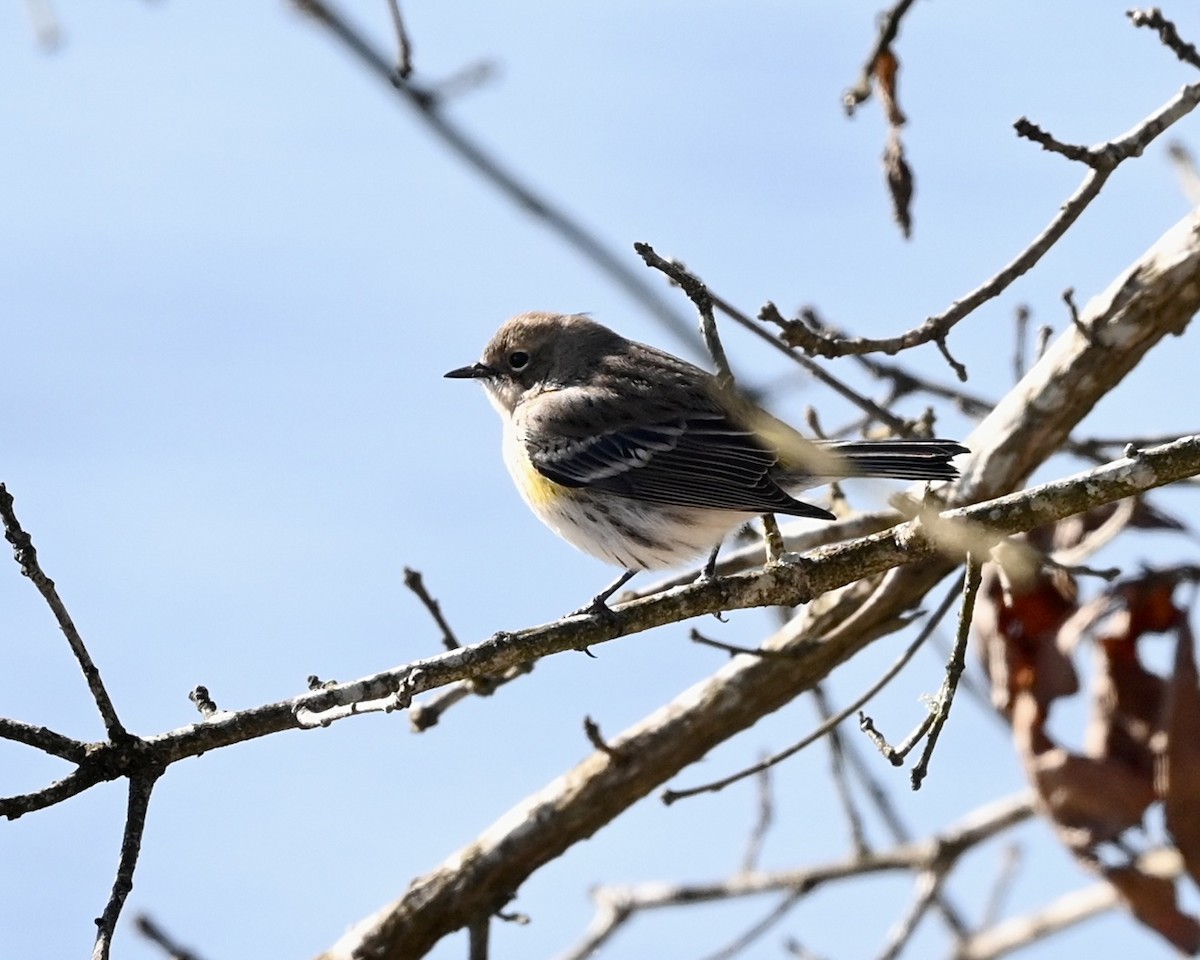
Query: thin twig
0 484 126 740
740 761 774 873
843 0 919 116
698 892 804 960
92 771 160 960
384 0 412 77
1013 305 1030 382
752 302 910 433
813 685 870 856
663 571 964 803
770 66 1200 364
134 914 207 960
1128 7 1200 69
403 567 460 650
689 628 794 659
911 555 984 790
0 718 88 763
976 843 1022 931
559 795 1034 960
583 716 625 763
840 716 973 940
876 869 944 960
858 709 935 766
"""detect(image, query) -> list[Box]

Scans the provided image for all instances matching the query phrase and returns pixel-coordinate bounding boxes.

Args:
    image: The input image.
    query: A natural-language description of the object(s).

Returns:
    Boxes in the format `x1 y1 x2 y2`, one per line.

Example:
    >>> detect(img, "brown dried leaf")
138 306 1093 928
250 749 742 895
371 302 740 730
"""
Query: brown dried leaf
1162 621 1200 887
1104 863 1200 954
1085 633 1165 781
1014 691 1154 855
883 131 913 240
873 48 907 128
976 567 1079 716
1120 573 1182 637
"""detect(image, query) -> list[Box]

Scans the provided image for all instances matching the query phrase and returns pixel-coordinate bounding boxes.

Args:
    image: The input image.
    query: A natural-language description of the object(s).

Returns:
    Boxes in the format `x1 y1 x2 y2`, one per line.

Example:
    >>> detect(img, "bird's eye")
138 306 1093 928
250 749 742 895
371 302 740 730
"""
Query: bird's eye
508 351 530 371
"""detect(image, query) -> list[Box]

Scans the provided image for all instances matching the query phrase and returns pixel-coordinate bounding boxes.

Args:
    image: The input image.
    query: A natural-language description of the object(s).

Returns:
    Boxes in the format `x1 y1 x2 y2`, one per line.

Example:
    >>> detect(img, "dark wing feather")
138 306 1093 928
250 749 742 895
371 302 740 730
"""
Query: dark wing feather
528 409 836 520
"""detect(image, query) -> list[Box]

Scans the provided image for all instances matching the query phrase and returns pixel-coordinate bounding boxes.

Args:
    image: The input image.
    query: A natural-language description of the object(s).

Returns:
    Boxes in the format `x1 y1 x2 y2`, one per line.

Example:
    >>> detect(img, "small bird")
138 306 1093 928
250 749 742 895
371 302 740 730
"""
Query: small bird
446 312 966 610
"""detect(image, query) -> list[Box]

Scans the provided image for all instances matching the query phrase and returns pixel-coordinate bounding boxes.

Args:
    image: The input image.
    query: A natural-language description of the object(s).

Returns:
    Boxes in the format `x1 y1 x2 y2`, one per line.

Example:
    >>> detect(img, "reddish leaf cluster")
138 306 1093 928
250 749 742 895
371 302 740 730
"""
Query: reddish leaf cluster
974 503 1200 953
871 50 913 239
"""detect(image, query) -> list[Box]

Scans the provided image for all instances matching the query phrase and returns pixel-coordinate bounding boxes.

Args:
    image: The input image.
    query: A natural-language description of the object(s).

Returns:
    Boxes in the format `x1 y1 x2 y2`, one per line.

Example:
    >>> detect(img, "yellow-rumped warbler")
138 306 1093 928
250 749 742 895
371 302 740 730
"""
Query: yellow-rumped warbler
446 312 966 607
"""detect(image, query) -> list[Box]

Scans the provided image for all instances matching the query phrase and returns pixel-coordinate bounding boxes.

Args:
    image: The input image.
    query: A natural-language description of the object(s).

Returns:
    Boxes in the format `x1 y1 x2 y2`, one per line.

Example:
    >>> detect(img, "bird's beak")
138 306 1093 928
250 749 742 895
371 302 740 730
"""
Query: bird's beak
443 362 494 380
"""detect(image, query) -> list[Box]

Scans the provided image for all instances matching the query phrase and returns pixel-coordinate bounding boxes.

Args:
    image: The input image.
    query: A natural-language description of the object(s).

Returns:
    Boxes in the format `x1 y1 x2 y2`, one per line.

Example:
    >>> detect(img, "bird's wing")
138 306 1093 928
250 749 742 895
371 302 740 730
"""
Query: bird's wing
522 396 835 519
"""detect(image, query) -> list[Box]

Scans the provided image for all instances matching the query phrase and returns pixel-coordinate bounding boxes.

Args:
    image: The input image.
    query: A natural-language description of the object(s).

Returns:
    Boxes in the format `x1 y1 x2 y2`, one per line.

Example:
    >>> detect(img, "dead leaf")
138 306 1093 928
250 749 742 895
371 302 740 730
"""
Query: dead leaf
883 131 913 240
976 566 1079 716
1086 632 1165 782
1013 691 1154 856
1162 621 1200 887
873 48 906 128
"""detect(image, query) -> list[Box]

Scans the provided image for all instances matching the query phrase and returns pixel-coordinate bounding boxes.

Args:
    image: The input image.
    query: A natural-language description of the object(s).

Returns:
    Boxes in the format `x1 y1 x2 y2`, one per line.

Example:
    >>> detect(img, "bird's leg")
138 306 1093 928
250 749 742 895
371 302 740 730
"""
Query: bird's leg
761 513 786 564
571 569 637 619
699 543 722 581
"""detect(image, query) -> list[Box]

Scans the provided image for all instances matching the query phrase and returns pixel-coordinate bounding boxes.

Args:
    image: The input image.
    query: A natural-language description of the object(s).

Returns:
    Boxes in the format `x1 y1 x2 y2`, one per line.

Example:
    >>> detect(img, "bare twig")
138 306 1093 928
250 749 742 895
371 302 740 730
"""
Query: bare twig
911 554 984 789
877 868 944 960
813 685 870 856
1012 118 1094 164
840 718 973 940
977 844 1022 931
583 716 625 763
843 0 919 116
0 718 88 763
664 570 964 803
773 65 1200 364
0 484 126 740
957 848 1185 960
753 302 910 433
1013 305 1030 382
408 662 536 730
740 762 775 873
1128 7 1200 69
403 567 460 650
858 709 934 767
690 628 794 659
134 914 207 960
698 892 804 960
92 772 160 960
1167 140 1200 203
558 794 1034 960
384 0 412 77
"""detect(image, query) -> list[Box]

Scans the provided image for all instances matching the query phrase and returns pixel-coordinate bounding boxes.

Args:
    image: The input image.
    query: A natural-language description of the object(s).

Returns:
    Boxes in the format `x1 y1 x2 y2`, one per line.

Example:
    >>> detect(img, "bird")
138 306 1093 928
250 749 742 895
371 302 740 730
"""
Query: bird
446 312 967 612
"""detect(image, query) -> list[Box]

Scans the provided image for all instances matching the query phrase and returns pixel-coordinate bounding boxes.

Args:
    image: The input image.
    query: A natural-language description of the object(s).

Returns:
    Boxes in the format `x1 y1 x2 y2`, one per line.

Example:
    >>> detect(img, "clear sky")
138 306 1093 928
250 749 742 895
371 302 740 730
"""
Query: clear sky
2 3 1199 959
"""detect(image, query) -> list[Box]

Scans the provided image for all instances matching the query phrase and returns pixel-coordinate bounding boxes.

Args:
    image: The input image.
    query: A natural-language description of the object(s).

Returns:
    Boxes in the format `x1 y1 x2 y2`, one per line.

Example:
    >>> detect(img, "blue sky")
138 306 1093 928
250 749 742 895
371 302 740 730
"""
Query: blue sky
2 3 1199 959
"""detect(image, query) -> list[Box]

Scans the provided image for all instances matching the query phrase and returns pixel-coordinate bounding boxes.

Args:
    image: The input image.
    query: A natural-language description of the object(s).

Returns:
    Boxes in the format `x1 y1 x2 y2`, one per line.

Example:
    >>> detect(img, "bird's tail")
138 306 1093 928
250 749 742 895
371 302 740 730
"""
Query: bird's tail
816 439 968 481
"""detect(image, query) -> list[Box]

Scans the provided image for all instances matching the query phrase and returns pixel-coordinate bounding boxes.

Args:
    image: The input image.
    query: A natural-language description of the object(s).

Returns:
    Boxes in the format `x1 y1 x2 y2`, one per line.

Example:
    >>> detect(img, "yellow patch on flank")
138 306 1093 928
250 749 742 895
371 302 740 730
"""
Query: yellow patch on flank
504 428 570 511
517 453 565 508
